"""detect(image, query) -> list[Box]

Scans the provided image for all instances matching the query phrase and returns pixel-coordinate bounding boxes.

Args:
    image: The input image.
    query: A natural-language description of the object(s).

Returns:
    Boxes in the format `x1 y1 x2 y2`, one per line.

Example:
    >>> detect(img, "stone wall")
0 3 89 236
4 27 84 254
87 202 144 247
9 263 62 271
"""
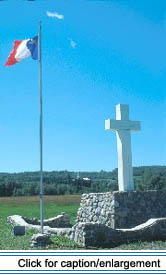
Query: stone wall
76 191 166 229
24 213 72 228
71 218 166 248
7 213 72 230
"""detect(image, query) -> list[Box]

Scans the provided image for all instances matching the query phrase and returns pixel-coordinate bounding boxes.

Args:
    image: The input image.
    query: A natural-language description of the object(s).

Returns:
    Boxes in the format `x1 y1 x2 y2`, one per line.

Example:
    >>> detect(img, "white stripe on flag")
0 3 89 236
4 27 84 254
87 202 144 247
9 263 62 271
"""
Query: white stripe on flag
15 39 31 61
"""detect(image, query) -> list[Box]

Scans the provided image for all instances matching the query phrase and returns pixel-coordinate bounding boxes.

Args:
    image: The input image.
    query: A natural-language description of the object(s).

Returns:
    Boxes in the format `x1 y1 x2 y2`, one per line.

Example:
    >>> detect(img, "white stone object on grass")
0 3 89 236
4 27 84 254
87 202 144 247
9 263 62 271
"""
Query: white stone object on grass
105 104 141 191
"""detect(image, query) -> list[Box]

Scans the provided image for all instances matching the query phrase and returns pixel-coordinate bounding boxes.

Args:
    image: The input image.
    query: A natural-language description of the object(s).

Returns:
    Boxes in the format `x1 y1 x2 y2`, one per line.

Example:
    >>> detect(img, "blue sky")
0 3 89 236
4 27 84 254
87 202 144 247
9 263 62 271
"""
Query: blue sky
0 0 166 172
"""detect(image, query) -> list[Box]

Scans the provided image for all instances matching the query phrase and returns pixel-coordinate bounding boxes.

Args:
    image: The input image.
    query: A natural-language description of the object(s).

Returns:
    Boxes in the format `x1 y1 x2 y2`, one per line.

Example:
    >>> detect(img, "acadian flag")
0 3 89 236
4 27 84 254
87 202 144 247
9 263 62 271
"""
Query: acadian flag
5 36 38 66
6 24 44 234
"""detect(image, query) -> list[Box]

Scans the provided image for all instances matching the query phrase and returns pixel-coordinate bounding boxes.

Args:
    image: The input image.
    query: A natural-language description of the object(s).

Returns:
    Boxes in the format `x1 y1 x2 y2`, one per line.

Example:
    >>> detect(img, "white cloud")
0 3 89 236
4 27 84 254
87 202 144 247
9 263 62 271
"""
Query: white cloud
69 38 76 49
46 11 64 20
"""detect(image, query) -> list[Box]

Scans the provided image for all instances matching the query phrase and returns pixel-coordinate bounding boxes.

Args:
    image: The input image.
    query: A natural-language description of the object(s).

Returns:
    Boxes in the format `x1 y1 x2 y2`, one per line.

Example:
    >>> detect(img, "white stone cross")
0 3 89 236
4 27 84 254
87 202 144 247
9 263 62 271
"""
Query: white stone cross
105 104 141 191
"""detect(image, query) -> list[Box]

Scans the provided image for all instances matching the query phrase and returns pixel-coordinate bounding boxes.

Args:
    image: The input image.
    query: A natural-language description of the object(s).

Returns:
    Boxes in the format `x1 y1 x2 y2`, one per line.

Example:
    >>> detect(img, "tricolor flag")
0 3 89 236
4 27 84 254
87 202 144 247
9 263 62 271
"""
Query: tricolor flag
5 36 38 66
5 24 44 234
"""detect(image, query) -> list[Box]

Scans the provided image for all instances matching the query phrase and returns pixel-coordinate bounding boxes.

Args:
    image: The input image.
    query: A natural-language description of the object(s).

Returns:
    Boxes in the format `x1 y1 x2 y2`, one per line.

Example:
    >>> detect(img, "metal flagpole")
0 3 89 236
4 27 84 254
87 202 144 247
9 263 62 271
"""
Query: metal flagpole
38 21 44 234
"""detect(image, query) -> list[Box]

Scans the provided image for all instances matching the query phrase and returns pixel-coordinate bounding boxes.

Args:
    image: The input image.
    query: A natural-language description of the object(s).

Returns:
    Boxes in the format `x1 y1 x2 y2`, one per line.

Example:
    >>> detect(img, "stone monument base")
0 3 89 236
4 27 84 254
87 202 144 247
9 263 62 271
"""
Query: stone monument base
76 191 166 229
71 218 166 248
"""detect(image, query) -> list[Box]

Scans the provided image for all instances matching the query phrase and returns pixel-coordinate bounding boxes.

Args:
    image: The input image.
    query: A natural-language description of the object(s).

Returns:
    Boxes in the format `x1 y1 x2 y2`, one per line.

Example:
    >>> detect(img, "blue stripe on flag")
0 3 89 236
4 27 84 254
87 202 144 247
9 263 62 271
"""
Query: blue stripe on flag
26 36 38 60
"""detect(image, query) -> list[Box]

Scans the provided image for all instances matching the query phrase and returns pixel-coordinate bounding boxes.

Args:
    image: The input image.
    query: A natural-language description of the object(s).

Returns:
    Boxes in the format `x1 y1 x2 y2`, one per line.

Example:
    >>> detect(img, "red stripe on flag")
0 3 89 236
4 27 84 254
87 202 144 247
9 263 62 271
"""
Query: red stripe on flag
5 41 22 66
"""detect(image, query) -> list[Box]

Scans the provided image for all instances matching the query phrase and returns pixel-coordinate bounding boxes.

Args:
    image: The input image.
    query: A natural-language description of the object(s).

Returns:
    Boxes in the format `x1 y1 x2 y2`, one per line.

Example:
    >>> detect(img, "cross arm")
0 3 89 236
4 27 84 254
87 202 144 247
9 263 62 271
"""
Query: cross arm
105 119 141 131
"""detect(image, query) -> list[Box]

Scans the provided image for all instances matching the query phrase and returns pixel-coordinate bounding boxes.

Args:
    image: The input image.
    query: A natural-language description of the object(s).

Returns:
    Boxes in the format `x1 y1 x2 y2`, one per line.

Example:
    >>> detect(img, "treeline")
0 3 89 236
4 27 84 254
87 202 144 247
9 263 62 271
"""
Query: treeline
0 166 166 197
0 170 117 197
134 166 166 191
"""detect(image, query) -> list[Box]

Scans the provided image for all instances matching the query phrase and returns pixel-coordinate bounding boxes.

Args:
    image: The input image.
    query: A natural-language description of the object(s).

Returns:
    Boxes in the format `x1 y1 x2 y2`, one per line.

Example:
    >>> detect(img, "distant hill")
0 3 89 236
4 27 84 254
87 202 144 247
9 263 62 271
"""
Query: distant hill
0 165 166 196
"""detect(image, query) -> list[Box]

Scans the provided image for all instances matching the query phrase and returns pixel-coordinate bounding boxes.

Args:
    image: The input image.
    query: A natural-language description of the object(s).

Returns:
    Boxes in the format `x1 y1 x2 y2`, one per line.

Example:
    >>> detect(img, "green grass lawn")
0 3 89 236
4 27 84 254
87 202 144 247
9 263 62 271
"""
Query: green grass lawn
1 195 166 250
0 195 82 250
